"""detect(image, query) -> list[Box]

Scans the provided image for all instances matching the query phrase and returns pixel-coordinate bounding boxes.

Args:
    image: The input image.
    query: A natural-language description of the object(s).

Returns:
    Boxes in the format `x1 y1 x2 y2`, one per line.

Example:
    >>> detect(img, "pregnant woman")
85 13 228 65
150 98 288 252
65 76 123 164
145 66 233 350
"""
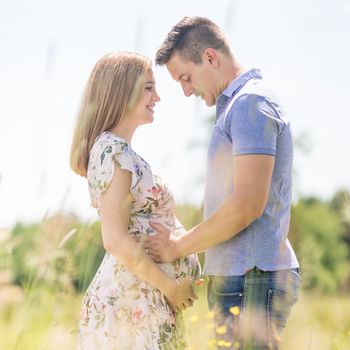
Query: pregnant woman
70 52 200 349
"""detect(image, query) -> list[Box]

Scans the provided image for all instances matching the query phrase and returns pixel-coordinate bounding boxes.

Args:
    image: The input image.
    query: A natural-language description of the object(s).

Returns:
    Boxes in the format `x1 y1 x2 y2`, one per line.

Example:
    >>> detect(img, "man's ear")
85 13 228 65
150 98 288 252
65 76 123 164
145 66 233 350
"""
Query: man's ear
203 48 219 68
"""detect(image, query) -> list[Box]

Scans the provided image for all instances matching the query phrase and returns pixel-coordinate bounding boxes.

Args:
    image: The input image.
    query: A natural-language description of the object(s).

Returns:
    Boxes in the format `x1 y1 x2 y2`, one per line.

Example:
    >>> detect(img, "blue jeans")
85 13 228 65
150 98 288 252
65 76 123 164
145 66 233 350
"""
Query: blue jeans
207 267 301 350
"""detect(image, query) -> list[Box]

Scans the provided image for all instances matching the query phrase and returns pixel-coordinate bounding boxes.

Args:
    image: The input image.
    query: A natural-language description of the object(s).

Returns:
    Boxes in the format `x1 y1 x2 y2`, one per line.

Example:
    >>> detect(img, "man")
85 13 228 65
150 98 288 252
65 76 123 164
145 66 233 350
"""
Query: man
145 16 300 349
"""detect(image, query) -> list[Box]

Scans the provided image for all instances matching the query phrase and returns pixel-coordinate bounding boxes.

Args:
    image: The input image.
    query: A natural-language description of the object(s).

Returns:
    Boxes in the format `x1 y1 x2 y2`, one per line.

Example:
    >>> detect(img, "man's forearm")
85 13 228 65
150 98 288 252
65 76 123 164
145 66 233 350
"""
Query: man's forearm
174 193 261 258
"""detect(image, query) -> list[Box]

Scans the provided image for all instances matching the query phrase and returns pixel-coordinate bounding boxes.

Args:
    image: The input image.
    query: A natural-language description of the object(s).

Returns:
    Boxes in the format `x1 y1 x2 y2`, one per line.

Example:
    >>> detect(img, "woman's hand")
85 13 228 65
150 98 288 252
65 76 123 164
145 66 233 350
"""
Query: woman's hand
163 277 198 313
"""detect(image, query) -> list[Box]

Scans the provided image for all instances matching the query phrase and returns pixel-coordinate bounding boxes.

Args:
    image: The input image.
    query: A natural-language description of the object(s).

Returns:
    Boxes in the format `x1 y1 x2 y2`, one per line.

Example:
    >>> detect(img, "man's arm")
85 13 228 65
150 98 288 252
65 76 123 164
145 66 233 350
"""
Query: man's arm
146 154 274 261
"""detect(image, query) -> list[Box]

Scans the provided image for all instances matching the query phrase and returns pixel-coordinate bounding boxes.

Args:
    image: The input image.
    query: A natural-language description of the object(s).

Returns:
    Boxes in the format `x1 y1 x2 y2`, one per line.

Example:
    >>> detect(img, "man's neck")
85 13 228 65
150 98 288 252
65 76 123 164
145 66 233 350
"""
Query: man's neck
227 62 246 86
218 57 246 96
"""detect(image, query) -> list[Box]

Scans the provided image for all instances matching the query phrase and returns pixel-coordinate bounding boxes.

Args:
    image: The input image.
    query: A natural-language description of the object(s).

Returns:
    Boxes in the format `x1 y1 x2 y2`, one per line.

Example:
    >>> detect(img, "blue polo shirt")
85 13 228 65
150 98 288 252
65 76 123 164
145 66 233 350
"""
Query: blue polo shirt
203 68 299 276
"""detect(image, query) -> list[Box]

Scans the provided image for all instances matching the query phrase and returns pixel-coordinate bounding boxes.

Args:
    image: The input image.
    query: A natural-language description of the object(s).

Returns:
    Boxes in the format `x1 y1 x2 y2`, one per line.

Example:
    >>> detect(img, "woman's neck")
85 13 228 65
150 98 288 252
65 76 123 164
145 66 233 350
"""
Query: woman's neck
110 123 135 144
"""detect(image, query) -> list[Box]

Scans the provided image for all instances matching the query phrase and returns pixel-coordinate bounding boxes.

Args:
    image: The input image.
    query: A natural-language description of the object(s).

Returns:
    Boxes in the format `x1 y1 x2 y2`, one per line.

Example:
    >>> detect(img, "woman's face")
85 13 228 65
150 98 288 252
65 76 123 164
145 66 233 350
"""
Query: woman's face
128 69 160 126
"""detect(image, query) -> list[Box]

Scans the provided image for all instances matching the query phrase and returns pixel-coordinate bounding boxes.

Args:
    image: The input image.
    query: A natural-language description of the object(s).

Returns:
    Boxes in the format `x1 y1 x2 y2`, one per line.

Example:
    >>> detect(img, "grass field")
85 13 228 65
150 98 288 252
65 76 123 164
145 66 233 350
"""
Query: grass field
184 286 350 350
1 282 350 350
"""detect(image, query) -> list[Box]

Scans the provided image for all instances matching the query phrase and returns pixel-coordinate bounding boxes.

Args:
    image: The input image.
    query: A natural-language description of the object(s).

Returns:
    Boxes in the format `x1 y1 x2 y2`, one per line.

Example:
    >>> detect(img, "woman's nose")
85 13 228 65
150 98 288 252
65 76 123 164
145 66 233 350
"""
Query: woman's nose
153 90 161 102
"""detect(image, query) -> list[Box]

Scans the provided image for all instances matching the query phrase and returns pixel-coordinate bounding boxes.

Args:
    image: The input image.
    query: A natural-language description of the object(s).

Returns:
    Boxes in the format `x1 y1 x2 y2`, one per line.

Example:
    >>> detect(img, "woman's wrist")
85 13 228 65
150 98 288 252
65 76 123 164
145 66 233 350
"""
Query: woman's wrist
161 276 178 297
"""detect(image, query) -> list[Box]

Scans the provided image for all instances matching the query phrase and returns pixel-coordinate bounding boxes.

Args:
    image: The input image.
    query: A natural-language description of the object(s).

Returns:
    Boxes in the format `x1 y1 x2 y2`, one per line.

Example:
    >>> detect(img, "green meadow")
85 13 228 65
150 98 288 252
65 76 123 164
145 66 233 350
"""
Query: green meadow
1 285 350 349
1 190 350 349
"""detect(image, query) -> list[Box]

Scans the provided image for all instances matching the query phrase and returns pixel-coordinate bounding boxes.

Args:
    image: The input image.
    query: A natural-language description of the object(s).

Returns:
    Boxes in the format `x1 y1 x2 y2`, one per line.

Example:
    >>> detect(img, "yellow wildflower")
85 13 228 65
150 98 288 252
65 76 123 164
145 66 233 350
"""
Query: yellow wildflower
216 325 227 334
217 340 232 347
206 311 214 318
229 306 240 316
189 315 199 323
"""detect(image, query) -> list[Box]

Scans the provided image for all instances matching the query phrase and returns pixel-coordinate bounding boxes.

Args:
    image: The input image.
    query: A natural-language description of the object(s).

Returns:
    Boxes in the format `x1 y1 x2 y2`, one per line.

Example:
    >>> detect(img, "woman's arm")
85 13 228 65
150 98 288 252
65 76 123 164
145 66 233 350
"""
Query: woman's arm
99 166 196 311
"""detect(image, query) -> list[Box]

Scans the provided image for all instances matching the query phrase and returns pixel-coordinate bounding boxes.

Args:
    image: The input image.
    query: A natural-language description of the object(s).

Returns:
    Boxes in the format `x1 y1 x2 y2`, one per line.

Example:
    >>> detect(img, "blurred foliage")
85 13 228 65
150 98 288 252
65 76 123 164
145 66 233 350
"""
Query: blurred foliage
290 193 350 294
1 189 350 295
1 213 104 294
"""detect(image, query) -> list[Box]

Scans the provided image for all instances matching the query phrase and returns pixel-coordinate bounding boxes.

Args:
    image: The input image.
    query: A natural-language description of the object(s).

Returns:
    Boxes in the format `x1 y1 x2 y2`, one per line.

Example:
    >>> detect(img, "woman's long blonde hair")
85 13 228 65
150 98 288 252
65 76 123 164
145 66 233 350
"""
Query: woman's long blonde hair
70 52 151 177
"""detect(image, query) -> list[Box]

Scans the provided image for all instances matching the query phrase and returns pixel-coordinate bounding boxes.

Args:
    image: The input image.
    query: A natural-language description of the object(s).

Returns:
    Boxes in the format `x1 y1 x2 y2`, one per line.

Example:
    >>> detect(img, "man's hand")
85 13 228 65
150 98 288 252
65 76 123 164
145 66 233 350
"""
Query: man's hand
143 222 180 262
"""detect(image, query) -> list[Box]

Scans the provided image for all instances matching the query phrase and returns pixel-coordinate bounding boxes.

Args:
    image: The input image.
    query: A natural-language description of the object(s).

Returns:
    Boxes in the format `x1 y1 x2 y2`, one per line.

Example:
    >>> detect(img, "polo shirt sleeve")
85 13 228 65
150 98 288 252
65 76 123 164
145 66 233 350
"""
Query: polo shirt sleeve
224 93 284 157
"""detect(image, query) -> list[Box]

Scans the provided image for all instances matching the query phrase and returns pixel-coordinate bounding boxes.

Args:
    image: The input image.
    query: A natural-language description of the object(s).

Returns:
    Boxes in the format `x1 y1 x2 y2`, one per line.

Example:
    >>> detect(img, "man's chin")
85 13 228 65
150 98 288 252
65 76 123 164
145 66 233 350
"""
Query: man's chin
198 94 215 107
204 99 215 107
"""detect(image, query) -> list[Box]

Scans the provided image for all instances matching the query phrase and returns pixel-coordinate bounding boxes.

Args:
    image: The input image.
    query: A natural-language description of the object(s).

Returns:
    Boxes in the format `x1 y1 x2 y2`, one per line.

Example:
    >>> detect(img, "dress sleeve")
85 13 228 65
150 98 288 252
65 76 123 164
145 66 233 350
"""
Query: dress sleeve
87 137 141 207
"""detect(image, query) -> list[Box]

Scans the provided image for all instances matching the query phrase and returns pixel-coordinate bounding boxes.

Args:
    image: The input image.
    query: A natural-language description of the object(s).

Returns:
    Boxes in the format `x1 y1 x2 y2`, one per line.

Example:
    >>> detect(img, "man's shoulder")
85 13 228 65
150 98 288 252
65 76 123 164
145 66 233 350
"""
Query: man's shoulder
224 79 284 120
220 80 289 135
231 79 278 107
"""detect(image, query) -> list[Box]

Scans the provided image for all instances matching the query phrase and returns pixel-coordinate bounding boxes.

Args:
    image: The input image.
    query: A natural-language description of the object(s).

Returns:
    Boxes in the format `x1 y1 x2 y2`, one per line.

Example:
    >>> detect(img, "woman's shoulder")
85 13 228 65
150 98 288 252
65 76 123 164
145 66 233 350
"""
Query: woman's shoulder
94 131 130 151
88 131 146 190
90 132 133 164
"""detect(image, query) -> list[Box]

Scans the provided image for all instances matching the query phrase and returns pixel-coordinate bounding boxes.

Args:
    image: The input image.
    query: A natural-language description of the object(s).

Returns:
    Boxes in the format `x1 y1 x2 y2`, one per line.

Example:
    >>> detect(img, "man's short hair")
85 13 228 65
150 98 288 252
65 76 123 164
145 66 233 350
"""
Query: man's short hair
155 16 231 65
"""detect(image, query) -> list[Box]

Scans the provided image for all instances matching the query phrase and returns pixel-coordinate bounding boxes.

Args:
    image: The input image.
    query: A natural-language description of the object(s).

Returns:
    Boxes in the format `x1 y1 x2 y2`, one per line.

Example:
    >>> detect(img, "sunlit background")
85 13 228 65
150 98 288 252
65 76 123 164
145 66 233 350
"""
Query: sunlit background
0 0 350 228
1 1 350 349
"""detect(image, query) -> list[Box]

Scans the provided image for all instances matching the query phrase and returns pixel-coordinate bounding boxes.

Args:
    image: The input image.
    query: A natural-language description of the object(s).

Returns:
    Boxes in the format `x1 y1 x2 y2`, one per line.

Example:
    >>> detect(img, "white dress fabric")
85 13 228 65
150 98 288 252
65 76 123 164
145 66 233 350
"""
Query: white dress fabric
78 131 201 350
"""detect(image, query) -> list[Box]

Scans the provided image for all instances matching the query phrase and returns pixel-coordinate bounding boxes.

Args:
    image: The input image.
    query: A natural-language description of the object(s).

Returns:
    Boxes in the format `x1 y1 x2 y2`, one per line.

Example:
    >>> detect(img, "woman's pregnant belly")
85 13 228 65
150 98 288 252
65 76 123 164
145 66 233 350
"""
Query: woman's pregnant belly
129 214 201 280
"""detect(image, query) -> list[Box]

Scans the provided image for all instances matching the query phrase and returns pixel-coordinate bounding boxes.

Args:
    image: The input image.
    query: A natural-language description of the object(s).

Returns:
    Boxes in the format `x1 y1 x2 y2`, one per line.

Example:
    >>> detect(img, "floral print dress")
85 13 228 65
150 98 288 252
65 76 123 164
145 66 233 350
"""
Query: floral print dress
78 131 201 350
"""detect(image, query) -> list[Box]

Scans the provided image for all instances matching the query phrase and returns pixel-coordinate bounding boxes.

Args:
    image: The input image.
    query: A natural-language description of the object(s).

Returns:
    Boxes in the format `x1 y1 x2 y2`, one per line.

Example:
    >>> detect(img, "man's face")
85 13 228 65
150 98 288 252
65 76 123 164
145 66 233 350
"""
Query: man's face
166 52 218 107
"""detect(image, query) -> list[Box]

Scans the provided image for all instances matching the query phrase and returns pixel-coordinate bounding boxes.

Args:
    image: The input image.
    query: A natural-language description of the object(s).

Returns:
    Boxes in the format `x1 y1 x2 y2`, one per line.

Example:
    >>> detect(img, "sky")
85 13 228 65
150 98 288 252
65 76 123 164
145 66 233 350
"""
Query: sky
0 0 350 228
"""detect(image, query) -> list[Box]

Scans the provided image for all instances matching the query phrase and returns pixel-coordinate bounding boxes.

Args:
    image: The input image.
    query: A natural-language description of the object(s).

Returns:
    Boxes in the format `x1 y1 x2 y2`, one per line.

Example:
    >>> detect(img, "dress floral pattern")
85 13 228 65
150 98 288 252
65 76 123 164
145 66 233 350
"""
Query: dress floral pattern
78 131 201 350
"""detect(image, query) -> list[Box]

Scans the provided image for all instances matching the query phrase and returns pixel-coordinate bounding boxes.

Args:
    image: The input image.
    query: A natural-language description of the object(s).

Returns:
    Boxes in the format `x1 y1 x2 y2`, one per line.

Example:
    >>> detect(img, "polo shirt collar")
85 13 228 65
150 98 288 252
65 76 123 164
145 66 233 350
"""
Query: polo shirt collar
221 68 262 98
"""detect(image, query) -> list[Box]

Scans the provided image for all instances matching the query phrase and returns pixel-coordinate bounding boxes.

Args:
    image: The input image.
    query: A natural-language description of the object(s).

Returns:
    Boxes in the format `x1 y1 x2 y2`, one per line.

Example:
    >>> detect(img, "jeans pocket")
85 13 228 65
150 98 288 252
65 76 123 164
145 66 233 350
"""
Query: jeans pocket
208 276 244 346
267 288 298 326
290 267 302 280
211 276 244 316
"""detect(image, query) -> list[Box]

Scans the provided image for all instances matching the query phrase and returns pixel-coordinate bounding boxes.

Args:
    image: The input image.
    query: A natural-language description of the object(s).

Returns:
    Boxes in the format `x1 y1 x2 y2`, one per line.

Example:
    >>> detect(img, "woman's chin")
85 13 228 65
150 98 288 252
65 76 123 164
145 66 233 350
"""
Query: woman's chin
140 117 154 125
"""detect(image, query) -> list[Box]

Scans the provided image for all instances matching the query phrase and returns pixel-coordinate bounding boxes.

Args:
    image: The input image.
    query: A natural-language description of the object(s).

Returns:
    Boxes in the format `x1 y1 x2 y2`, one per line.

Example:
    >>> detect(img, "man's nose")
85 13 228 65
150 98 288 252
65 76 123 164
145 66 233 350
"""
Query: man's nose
181 82 193 97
